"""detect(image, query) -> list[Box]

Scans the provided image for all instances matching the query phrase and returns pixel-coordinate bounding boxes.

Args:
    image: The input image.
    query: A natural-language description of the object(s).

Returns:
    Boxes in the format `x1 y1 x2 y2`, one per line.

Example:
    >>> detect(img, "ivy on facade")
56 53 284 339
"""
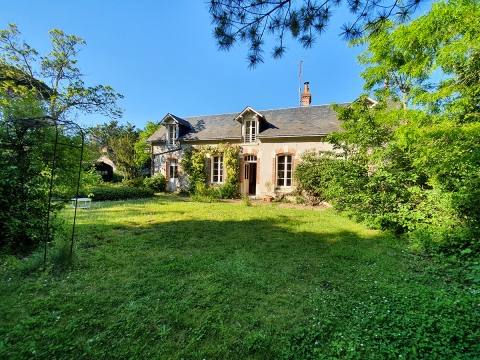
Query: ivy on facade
179 143 241 193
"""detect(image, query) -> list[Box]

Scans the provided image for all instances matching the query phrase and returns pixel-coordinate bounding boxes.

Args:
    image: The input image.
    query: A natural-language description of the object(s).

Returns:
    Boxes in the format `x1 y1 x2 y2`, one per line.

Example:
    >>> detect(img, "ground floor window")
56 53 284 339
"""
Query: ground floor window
277 155 292 187
212 155 224 183
169 159 178 179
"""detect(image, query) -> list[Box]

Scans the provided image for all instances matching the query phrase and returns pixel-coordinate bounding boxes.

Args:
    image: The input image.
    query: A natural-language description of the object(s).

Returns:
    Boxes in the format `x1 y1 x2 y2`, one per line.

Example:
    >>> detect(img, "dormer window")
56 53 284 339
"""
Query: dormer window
235 107 265 143
167 124 178 146
244 119 257 143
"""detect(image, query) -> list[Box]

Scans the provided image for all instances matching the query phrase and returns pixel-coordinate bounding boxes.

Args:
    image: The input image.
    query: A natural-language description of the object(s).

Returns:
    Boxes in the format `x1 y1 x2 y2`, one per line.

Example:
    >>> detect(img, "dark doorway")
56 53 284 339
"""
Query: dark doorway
95 162 114 182
248 163 257 195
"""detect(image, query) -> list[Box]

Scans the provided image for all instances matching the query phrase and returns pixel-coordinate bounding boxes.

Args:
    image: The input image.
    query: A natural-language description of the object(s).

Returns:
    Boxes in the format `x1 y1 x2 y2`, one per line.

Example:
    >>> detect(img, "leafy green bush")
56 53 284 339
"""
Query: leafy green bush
180 144 241 194
191 181 217 202
294 150 368 208
0 97 85 253
213 182 238 199
84 186 154 201
191 182 238 202
180 147 207 194
111 172 124 183
121 177 145 188
143 174 167 192
241 195 252 206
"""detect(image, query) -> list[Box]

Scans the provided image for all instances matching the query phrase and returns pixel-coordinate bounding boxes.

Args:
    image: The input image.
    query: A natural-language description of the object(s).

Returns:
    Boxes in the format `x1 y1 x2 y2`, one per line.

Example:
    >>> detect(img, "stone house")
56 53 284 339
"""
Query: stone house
146 83 346 197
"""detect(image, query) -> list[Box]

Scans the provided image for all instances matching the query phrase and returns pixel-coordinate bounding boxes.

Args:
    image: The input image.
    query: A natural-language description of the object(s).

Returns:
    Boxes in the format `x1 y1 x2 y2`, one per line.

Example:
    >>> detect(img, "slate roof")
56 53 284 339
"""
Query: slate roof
146 104 347 143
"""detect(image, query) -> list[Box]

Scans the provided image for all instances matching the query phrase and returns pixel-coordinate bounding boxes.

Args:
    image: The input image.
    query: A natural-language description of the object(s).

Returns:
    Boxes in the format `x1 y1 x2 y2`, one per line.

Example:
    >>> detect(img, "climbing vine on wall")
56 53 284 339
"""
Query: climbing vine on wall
179 143 241 193
179 146 207 193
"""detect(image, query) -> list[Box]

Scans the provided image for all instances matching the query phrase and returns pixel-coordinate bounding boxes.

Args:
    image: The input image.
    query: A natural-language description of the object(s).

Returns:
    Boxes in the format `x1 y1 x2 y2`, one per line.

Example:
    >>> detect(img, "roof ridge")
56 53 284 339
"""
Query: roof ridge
176 103 349 119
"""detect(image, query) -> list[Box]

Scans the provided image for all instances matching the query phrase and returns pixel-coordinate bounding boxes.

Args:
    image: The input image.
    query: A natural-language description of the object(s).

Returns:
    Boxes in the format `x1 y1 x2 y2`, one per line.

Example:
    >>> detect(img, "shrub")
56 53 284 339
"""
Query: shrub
191 181 217 202
111 172 124 183
83 186 154 201
241 195 252 206
143 174 167 192
122 177 145 188
214 182 238 199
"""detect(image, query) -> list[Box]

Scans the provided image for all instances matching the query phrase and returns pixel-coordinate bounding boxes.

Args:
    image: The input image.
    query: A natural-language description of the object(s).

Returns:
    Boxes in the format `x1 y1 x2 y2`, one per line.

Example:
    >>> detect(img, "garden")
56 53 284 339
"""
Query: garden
1 196 478 359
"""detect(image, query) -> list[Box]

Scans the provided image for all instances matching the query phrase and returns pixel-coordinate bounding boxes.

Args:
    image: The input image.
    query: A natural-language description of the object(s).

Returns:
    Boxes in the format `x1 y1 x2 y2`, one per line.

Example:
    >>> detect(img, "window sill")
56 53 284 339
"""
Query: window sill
240 142 259 146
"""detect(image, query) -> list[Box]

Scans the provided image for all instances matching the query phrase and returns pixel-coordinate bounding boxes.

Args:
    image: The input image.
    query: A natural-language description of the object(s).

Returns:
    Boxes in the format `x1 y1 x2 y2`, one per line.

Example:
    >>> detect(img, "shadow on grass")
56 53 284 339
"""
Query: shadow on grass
3 200 476 360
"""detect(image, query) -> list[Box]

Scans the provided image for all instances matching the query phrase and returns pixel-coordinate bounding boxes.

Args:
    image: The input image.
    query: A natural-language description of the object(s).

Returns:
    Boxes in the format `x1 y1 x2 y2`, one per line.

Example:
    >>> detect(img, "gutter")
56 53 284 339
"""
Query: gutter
182 137 241 142
256 133 328 138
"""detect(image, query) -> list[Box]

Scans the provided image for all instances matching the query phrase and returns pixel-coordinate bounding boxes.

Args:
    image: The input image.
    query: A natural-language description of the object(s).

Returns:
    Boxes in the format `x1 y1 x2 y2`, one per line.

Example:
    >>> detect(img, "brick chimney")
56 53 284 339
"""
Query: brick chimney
301 82 312 106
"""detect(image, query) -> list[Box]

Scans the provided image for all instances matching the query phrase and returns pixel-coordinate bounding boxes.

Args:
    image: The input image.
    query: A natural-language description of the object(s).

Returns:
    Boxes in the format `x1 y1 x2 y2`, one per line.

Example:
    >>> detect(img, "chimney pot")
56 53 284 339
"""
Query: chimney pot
301 81 312 106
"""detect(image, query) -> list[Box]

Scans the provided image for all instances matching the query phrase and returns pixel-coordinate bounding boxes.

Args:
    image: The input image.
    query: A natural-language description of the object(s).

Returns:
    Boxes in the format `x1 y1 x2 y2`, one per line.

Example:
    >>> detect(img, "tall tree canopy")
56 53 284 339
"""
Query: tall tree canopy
0 25 122 254
209 0 423 67
86 121 160 179
134 121 160 172
295 0 480 259
0 24 123 121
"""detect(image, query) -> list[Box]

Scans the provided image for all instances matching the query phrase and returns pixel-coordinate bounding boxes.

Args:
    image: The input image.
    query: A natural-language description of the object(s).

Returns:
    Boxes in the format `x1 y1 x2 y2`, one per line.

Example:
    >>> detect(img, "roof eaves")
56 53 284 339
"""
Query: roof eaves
171 114 194 130
257 133 328 138
183 136 242 141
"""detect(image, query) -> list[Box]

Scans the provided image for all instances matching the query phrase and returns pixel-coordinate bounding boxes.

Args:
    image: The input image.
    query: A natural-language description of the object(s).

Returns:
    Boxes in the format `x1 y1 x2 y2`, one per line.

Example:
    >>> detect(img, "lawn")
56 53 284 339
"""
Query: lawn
1 196 479 359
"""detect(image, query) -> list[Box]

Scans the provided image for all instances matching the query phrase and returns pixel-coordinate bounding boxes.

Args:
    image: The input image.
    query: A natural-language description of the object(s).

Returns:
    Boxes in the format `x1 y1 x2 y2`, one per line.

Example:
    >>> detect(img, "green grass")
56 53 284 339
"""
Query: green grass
1 196 479 359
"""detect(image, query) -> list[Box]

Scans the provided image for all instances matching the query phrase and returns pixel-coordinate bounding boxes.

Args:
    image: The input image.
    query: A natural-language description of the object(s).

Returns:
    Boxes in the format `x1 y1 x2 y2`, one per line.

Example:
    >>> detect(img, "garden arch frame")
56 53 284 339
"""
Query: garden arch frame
1 116 85 263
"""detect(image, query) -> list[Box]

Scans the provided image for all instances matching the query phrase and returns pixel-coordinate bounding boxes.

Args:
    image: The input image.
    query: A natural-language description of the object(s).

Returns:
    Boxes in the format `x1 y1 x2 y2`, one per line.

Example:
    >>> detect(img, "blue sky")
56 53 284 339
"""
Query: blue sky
0 1 423 129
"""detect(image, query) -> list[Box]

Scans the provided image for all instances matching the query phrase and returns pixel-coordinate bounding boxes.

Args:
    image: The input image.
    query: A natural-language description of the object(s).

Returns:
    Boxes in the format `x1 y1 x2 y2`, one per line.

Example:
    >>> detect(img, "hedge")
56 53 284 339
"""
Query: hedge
82 186 155 201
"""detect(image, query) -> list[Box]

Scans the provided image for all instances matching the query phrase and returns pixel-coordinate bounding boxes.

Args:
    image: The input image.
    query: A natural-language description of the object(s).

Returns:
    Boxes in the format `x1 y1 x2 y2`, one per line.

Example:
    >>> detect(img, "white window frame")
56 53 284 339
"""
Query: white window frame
211 155 224 184
276 155 293 187
167 124 178 146
169 159 178 179
244 119 257 143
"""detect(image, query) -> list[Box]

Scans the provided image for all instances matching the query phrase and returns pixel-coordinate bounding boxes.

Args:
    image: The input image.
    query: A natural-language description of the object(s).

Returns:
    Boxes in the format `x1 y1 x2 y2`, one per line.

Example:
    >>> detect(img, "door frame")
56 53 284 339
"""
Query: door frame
168 159 178 191
243 155 257 195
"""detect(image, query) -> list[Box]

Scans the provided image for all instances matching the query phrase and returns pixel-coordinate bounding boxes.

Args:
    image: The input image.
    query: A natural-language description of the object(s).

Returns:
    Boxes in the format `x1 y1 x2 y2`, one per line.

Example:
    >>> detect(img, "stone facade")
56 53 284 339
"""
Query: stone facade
146 84 347 197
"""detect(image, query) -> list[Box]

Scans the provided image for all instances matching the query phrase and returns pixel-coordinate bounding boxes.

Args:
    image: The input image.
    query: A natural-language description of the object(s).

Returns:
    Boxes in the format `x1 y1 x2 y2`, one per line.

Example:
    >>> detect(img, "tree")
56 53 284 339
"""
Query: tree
86 120 126 159
0 25 123 254
134 121 160 174
0 24 123 121
0 89 89 253
110 123 140 180
86 121 159 179
209 0 423 67
299 0 480 254
351 22 431 110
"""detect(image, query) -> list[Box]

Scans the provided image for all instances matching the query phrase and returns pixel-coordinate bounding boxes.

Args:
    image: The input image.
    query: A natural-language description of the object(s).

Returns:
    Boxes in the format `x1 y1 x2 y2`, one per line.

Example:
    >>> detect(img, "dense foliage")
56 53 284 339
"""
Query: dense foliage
143 174 167 192
0 90 94 253
87 121 160 180
81 186 154 201
0 24 123 121
0 25 122 254
179 146 207 193
295 0 480 261
180 143 241 196
109 124 140 180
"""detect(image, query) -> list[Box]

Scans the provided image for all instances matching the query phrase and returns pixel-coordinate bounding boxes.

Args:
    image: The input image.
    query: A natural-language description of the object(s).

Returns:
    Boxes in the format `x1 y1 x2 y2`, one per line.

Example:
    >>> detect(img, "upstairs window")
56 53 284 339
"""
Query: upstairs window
244 120 257 143
212 155 224 183
167 124 178 146
277 155 292 187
